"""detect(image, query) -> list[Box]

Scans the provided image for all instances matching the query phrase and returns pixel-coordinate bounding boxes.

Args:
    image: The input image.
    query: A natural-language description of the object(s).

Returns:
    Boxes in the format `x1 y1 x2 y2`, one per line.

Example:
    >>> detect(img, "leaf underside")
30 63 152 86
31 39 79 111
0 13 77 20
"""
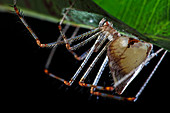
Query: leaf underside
0 0 169 51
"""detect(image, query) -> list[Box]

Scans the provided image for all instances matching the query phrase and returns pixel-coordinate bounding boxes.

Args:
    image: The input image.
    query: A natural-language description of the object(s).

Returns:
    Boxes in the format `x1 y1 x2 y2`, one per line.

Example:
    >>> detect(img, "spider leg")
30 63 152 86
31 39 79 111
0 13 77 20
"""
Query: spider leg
45 24 74 69
68 31 107 62
57 0 101 61
113 48 164 88
63 34 103 85
44 28 101 84
134 49 167 101
13 0 87 48
45 34 103 86
45 25 92 70
56 24 71 42
67 31 101 61
79 42 114 91
67 29 100 60
94 32 109 52
59 25 99 60
70 31 101 51
90 48 166 101
89 56 135 101
90 87 135 101
58 0 77 27
13 0 62 47
57 0 80 60
13 0 98 54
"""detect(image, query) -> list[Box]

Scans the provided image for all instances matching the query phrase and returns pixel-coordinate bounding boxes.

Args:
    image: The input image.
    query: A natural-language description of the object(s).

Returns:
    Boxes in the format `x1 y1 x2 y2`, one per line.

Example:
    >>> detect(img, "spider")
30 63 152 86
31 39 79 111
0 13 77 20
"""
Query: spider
13 0 167 101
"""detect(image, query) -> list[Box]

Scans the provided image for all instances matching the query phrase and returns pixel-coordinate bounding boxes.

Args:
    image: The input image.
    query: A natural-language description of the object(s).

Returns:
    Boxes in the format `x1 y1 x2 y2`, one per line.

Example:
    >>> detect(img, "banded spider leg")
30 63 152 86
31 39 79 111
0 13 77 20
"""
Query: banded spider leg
13 0 93 57
13 0 100 85
13 0 61 48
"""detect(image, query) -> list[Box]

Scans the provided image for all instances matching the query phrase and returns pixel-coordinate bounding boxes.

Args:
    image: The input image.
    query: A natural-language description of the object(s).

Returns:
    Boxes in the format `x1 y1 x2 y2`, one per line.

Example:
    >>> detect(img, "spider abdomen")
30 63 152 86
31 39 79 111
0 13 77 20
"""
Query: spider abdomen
107 36 152 94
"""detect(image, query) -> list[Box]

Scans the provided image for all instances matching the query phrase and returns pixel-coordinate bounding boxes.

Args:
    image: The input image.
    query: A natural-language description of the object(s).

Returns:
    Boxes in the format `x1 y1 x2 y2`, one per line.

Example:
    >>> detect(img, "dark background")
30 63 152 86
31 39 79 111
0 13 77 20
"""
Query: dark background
1 11 170 109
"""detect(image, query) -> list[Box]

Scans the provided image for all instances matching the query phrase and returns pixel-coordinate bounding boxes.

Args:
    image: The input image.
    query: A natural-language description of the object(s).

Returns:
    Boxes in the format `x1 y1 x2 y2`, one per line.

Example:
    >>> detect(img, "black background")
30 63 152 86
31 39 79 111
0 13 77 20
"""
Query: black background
1 11 170 110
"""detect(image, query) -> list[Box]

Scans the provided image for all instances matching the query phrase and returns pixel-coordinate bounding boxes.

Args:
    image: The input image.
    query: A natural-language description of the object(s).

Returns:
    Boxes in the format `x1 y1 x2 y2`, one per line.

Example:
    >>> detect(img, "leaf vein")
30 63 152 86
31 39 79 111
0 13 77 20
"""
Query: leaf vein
143 0 161 33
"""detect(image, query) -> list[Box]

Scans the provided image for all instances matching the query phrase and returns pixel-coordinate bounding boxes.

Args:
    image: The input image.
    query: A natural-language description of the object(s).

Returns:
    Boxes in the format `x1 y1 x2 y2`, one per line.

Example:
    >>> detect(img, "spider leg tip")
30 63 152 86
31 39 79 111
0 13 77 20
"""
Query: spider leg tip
44 69 49 74
105 86 114 91
126 97 136 101
64 80 71 86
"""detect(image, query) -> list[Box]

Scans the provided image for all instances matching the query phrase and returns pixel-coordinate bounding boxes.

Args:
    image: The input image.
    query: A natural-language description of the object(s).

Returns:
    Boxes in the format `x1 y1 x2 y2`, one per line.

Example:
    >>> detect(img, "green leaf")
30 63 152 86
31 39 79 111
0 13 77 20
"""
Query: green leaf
0 0 105 29
0 0 169 51
92 0 170 51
